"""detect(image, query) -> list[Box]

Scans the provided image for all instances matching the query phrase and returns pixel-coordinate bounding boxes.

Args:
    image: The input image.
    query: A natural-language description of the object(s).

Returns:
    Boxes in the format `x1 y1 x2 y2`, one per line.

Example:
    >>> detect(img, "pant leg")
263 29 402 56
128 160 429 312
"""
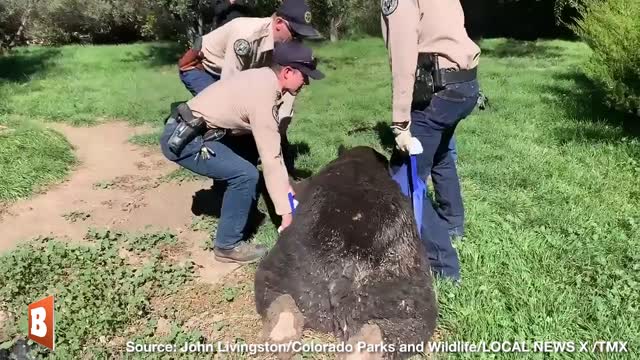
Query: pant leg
431 127 465 236
428 80 480 238
409 114 461 281
448 135 458 163
179 69 220 96
160 121 259 250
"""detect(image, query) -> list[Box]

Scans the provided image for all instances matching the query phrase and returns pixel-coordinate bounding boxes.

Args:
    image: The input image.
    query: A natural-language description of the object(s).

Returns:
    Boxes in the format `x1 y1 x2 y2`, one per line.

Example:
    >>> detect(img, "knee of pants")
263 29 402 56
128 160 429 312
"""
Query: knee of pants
229 166 259 189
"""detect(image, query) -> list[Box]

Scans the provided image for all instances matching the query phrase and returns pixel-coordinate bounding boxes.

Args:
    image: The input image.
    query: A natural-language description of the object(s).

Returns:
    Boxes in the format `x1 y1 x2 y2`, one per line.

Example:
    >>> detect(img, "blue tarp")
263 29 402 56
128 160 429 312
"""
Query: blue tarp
391 154 426 237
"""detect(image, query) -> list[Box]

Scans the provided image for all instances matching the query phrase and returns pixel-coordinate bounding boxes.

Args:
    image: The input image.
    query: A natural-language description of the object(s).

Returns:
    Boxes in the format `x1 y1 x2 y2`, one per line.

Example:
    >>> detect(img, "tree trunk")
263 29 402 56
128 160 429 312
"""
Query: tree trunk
3 4 32 52
329 15 342 42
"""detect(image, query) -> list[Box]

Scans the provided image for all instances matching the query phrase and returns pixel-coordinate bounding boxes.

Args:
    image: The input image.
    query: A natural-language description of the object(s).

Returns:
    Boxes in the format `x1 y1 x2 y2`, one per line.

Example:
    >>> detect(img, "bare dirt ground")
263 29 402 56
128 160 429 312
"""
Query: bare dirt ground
0 121 240 284
0 121 436 359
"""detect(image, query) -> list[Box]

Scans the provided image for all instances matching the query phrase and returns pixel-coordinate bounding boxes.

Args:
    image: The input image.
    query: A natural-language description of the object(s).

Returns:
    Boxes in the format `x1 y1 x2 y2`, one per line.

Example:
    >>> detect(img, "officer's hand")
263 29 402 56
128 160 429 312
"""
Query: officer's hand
278 213 293 234
391 121 413 153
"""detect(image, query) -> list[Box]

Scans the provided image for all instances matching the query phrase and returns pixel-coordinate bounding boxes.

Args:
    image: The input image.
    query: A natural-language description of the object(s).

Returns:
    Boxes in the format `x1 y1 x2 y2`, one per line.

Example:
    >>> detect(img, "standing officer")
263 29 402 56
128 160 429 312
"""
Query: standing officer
177 0 320 96
160 41 324 264
212 0 255 29
382 0 480 281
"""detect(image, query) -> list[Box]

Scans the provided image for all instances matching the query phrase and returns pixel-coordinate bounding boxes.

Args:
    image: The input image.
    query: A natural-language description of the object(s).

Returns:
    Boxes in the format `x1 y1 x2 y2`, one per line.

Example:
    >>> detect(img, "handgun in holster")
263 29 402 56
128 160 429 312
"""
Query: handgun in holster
412 53 436 107
413 53 448 108
167 103 207 156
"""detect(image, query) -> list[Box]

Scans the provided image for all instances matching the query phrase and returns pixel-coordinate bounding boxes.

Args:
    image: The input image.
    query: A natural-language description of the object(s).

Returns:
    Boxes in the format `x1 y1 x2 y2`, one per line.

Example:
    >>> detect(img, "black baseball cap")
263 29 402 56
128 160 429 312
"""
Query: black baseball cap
276 0 321 39
273 41 325 80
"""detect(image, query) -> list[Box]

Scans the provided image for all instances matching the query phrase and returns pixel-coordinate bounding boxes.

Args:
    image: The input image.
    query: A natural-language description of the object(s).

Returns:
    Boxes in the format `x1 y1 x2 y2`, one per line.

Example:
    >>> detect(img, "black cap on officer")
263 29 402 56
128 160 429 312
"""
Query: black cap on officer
276 0 321 39
273 41 324 80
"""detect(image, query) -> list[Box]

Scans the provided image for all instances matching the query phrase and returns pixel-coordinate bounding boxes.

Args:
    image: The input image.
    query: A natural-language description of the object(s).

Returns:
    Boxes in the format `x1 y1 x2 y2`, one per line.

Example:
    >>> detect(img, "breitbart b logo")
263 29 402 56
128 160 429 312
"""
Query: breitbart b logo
28 295 55 351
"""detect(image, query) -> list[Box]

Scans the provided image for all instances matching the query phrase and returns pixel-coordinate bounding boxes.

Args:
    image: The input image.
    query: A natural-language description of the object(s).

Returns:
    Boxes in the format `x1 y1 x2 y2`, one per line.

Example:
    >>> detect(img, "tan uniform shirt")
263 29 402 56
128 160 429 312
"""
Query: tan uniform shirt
199 16 297 128
380 0 481 124
186 67 293 215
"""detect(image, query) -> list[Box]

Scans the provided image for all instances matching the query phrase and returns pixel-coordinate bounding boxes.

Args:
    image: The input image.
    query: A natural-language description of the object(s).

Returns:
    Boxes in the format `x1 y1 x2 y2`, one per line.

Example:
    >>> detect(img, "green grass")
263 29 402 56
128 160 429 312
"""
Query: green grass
1 37 639 358
0 114 76 202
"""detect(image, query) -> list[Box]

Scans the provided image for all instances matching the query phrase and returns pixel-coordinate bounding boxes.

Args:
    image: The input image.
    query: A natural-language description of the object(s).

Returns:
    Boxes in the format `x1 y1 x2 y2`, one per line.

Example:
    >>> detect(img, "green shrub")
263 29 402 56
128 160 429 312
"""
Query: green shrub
571 0 640 117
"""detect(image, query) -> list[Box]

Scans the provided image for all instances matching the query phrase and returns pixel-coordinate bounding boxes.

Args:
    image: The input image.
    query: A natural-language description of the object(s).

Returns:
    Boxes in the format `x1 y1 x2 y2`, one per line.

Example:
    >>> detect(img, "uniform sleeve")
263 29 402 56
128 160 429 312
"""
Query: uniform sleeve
251 90 292 216
221 31 251 79
277 92 296 132
381 0 419 124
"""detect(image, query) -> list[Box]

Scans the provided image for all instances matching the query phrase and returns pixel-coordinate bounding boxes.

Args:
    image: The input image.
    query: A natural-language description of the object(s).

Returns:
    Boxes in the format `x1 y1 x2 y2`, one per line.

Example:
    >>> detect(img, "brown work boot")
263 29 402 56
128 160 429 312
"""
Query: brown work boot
213 241 267 264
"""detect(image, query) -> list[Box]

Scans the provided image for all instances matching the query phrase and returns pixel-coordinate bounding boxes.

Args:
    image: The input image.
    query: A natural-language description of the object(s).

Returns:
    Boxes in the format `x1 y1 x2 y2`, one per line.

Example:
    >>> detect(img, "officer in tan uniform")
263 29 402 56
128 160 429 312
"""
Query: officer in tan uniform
177 0 320 96
382 0 481 282
160 41 324 264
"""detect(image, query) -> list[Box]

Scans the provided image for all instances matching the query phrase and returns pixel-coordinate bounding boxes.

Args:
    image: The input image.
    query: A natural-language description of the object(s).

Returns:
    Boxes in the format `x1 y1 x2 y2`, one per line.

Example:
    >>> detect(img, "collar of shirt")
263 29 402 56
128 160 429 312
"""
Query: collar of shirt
256 17 275 54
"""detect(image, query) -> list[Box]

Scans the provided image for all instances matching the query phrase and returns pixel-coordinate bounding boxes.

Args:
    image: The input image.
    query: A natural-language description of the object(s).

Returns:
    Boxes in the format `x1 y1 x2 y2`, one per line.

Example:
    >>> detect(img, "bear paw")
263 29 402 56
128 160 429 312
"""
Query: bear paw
339 323 386 360
261 294 304 359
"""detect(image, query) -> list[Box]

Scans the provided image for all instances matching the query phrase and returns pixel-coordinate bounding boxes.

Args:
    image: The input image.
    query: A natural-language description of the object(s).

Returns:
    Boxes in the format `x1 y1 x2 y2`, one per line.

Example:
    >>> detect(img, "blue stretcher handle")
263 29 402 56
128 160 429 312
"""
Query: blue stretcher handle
408 154 422 237
288 192 296 214
409 154 418 196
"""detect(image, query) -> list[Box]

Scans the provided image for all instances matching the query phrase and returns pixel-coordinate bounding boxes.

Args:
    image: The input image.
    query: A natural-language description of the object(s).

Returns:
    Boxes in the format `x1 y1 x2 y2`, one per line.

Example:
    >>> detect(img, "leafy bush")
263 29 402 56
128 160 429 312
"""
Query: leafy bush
0 0 588 48
0 0 31 52
571 0 640 117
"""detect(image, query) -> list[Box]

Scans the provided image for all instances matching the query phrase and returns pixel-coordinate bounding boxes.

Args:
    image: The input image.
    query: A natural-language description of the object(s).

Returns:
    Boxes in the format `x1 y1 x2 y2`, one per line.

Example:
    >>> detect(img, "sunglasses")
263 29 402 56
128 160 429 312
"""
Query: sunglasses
283 21 302 39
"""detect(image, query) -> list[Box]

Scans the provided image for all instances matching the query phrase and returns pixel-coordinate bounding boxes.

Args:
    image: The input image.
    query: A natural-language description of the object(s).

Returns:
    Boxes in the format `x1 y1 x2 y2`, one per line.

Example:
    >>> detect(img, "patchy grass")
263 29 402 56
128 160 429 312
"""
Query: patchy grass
0 114 76 203
160 168 208 184
129 130 163 147
0 230 195 358
0 37 639 359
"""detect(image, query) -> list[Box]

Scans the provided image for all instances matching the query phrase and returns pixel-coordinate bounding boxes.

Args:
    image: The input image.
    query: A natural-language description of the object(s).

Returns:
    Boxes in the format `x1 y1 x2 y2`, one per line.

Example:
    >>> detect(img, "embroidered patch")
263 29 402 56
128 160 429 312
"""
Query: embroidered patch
233 39 250 56
304 11 312 24
381 0 398 16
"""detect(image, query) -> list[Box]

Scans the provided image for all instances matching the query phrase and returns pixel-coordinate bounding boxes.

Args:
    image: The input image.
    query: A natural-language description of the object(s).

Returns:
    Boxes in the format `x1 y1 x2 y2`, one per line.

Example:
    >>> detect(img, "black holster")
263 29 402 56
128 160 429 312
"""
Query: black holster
167 103 206 156
413 53 437 107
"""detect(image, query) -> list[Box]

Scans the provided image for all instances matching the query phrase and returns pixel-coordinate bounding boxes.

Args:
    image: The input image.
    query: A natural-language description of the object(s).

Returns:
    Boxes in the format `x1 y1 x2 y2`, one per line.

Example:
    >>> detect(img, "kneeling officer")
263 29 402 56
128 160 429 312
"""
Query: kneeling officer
160 41 324 264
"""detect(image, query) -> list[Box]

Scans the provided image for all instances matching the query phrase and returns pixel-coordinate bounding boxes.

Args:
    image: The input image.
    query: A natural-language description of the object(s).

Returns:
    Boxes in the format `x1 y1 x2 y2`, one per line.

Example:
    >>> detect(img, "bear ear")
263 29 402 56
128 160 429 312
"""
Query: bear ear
337 144 348 156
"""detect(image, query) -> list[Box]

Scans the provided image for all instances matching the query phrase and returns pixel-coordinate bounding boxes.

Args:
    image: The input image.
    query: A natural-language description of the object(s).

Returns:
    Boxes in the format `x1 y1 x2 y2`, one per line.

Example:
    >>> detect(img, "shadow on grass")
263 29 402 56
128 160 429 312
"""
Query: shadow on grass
122 42 186 67
480 39 564 59
191 184 266 241
284 141 313 180
542 70 640 144
347 121 396 152
0 48 62 83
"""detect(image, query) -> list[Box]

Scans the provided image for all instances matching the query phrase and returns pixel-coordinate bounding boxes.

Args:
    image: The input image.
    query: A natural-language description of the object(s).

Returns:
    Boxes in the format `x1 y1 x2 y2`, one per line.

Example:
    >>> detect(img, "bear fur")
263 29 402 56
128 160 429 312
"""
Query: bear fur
254 145 438 359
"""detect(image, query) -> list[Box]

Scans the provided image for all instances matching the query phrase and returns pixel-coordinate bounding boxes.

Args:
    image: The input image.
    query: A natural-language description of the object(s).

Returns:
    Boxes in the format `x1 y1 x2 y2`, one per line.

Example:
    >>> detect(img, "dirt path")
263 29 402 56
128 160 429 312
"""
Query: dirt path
0 121 240 284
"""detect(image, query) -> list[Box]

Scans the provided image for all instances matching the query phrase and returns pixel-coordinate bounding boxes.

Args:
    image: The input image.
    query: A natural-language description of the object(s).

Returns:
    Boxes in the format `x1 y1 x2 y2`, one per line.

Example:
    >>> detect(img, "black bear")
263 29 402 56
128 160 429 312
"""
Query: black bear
254 145 438 359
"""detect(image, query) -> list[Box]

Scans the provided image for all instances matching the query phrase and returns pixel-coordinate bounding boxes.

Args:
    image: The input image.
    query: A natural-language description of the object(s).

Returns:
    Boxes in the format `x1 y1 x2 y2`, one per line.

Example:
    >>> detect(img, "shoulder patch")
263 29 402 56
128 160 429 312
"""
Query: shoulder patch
381 0 398 16
233 39 251 56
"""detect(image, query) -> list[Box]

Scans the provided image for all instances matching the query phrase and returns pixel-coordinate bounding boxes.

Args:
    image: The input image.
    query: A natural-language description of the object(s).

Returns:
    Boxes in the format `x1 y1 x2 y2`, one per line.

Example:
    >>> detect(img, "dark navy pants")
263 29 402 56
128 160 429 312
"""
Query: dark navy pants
448 135 458 163
179 68 221 96
160 118 260 250
395 78 479 280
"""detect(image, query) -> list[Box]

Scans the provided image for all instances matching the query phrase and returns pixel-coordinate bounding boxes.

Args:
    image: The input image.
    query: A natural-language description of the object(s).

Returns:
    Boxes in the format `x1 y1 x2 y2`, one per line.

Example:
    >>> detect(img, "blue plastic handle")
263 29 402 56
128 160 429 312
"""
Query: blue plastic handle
288 192 296 214
408 154 422 237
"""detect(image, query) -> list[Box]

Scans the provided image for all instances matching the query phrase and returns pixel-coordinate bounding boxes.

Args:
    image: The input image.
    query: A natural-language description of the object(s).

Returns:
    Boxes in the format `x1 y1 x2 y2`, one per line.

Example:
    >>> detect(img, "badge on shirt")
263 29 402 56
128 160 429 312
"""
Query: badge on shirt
234 39 250 56
381 0 398 16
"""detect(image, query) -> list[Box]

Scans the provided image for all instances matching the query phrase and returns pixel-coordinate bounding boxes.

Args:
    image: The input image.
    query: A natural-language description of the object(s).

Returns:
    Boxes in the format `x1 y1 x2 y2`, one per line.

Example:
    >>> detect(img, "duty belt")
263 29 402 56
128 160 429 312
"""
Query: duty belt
437 67 477 86
173 114 227 142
